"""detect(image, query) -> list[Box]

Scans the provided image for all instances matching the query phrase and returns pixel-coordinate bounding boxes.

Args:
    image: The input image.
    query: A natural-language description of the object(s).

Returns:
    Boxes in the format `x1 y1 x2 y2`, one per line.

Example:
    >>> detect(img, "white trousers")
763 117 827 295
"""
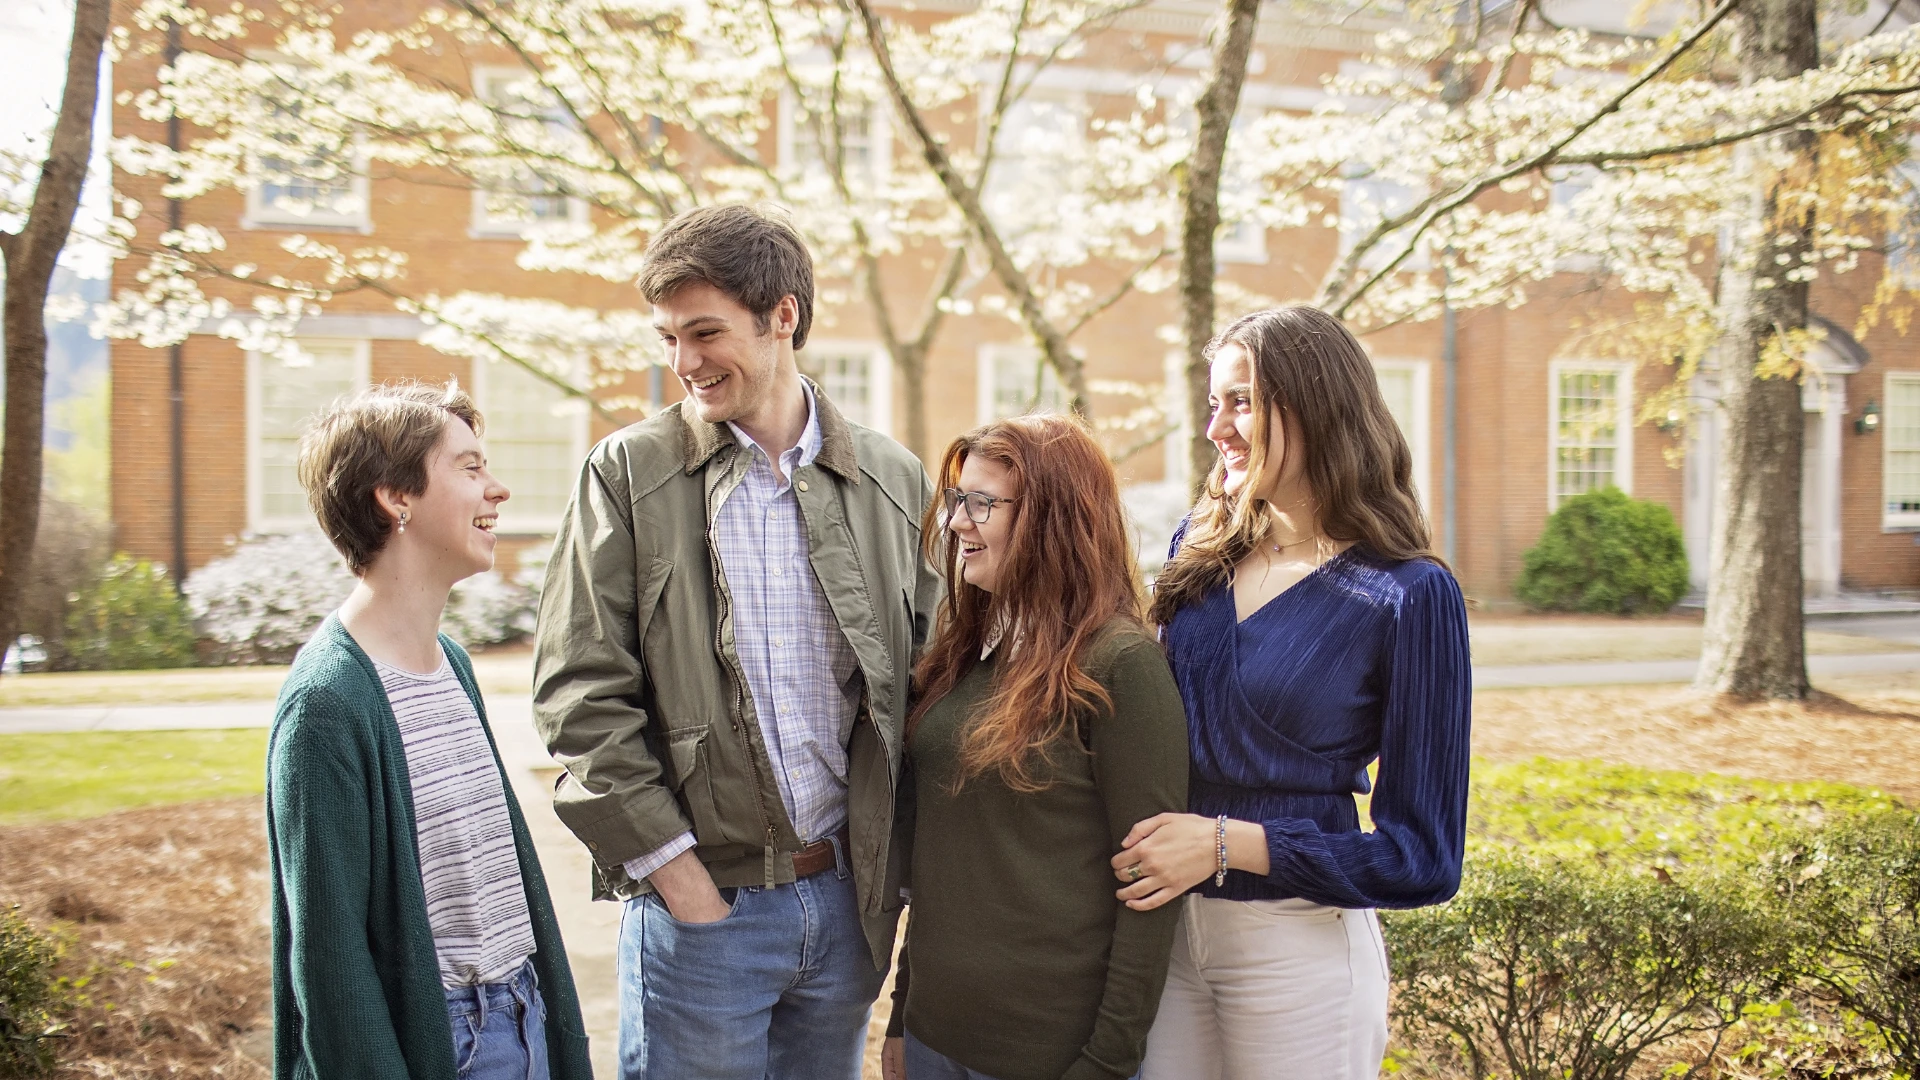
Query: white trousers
1140 896 1389 1080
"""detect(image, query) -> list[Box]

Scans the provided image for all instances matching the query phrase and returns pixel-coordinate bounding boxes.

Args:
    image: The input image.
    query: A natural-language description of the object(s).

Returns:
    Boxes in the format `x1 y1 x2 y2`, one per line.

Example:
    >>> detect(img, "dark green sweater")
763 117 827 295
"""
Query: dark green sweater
890 622 1189 1080
267 616 591 1080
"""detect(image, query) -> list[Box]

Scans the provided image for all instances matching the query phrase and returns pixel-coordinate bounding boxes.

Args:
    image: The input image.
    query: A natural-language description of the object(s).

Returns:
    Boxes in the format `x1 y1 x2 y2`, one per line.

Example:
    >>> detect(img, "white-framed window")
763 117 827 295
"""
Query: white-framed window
470 67 588 237
243 66 370 231
808 341 892 435
247 339 371 532
1216 111 1267 264
1548 361 1634 509
978 343 1066 424
777 88 891 189
981 92 1087 239
1373 359 1431 511
1886 372 1920 529
1889 161 1920 289
472 357 591 535
1339 165 1428 271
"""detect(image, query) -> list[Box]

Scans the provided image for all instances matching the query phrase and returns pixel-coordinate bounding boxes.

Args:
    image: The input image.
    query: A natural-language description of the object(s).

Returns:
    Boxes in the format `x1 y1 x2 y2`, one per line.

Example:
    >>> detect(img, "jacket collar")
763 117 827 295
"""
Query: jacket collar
679 374 859 483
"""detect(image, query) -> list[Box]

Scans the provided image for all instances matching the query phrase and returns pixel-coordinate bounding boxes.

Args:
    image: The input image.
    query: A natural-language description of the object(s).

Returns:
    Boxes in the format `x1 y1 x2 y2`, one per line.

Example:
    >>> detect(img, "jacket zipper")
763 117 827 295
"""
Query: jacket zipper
707 452 781 888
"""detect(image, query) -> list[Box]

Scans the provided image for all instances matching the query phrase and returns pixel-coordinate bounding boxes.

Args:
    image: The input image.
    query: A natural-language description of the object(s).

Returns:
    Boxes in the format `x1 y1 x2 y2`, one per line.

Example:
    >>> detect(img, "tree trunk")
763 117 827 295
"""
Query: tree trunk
898 340 928 462
851 0 1091 416
0 0 112 673
1178 0 1262 497
1696 0 1818 699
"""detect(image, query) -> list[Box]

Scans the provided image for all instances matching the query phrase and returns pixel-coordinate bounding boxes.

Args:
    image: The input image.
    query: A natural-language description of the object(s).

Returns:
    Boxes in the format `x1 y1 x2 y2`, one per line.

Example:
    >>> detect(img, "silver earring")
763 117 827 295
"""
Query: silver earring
398 512 408 534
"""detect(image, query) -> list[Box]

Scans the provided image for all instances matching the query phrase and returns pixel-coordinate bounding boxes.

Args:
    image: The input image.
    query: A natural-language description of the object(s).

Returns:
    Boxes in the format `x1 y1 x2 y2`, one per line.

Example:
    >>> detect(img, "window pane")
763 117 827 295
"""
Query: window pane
1375 367 1414 442
983 98 1083 238
792 105 874 177
820 351 872 426
256 91 359 220
477 73 574 225
1554 370 1619 505
259 344 359 522
1888 376 1920 514
484 361 580 529
992 348 1064 419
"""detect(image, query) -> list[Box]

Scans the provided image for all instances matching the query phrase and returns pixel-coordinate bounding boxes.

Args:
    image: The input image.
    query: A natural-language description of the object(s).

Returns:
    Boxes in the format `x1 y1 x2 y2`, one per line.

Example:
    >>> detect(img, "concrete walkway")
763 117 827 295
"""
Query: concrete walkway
9 650 1920 739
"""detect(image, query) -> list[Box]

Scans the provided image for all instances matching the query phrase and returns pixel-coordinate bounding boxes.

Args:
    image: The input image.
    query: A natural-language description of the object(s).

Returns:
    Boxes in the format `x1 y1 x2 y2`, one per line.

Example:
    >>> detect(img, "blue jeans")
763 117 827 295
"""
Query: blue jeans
616 839 886 1080
903 1033 1142 1080
446 959 549 1080
904 1032 1005 1080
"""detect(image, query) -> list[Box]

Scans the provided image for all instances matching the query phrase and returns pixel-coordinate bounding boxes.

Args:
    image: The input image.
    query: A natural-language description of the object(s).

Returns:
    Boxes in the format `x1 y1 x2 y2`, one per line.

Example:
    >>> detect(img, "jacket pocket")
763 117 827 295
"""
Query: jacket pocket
664 725 727 847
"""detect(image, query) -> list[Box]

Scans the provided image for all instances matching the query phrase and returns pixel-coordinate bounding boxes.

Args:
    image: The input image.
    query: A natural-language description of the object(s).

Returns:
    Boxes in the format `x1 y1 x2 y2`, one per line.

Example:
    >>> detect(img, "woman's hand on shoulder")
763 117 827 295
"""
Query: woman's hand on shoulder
1111 812 1217 911
882 1037 905 1080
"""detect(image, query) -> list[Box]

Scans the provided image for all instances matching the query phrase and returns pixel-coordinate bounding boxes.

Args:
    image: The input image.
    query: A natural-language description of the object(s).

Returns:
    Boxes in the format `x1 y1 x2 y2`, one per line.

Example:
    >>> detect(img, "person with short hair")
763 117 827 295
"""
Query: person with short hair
533 203 940 1079
267 381 592 1080
879 415 1189 1080
1119 305 1472 1080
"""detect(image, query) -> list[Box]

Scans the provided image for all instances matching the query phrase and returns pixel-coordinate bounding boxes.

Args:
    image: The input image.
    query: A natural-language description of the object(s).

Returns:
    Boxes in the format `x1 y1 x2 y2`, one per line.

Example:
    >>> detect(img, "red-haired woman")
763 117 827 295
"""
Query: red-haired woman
878 414 1189 1080
1113 306 1471 1079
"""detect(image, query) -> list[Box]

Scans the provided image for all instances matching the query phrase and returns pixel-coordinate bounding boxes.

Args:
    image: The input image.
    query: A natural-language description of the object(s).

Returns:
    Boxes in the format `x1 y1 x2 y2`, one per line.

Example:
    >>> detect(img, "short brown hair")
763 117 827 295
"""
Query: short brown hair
636 204 815 350
296 381 484 574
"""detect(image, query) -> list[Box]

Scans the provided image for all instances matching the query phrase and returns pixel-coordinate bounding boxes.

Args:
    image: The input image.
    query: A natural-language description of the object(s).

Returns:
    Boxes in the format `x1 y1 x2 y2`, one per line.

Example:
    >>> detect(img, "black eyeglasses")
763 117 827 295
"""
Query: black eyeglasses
943 487 1017 524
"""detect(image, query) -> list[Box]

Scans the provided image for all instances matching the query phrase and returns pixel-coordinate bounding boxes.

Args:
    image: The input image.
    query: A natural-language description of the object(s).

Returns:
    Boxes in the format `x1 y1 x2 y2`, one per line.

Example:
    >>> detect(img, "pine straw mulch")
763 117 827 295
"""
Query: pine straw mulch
1472 679 1920 803
0 797 271 1079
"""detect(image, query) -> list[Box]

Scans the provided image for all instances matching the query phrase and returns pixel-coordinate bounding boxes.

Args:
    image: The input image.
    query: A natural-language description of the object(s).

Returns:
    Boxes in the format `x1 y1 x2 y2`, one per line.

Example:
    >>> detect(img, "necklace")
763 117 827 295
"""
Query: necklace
1270 532 1322 554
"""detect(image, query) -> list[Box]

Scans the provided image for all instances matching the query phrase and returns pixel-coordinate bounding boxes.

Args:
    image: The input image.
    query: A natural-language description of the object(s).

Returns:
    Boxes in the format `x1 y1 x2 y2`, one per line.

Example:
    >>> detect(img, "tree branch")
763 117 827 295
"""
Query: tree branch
849 0 1089 411
1322 0 1744 317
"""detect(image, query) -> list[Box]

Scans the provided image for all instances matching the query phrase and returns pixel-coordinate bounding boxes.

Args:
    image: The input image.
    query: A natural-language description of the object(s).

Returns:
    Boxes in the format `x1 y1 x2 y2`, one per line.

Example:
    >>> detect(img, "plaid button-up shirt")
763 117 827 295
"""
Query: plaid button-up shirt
624 385 862 881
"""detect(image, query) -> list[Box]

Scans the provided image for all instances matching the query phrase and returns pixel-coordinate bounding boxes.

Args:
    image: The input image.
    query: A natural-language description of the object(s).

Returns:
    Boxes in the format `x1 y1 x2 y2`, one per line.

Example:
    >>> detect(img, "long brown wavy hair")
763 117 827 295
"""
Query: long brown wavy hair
909 414 1144 793
1149 305 1441 626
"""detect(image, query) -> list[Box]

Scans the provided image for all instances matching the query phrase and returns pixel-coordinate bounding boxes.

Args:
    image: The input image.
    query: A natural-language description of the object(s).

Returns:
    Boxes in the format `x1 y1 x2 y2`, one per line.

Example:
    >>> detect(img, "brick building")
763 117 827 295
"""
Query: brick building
106 1 1920 602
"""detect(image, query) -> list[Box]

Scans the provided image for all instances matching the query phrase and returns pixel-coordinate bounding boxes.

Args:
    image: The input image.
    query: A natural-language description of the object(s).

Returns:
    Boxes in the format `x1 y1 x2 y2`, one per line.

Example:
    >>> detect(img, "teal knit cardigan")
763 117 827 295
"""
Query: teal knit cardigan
267 615 592 1080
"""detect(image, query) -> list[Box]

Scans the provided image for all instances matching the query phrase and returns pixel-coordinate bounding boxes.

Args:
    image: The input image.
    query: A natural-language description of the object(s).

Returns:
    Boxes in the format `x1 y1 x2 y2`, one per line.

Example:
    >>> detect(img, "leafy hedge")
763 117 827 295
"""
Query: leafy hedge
1381 762 1916 1080
1390 854 1788 1080
61 556 196 672
1515 487 1689 614
0 907 64 1077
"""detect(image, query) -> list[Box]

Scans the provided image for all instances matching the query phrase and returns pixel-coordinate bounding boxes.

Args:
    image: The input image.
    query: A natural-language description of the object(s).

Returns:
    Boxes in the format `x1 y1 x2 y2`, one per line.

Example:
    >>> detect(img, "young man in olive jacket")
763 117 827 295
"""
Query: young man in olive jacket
532 204 941 1080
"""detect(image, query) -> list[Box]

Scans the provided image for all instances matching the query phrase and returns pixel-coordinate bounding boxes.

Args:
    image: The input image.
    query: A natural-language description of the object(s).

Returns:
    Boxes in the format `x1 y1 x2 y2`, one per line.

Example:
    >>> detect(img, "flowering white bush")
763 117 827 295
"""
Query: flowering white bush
185 530 543 663
185 531 354 664
441 570 539 647
1121 481 1194 574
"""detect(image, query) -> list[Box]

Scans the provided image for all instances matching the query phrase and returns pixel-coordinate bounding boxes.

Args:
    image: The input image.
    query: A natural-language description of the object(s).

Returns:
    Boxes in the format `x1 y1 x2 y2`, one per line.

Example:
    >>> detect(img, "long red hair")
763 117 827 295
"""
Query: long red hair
909 414 1144 793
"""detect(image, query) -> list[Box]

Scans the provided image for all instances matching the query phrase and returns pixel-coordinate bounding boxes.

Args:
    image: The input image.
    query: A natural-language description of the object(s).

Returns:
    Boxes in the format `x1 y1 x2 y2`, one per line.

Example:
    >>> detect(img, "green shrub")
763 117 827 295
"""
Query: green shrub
1515 487 1689 614
1767 810 1920 1078
0 906 65 1077
1387 853 1790 1080
62 555 196 671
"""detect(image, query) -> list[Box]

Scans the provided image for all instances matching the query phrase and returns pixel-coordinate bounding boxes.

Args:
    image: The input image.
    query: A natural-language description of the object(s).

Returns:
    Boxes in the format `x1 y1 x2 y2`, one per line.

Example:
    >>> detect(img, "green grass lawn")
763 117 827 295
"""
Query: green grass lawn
0 729 268 824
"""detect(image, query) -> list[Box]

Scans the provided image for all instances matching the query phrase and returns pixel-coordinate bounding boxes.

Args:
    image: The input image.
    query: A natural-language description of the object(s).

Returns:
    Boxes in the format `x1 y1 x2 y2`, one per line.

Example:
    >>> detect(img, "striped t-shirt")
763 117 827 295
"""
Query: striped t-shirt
374 647 536 987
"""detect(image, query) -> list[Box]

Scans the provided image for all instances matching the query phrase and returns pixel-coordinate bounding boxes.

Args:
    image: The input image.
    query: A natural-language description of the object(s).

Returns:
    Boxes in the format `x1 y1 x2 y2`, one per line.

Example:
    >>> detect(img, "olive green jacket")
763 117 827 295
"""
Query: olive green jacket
532 384 940 968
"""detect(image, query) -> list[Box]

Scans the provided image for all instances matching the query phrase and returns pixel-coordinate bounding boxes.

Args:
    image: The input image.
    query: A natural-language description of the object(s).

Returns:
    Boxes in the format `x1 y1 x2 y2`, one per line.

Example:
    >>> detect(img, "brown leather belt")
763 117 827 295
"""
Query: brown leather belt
791 825 849 879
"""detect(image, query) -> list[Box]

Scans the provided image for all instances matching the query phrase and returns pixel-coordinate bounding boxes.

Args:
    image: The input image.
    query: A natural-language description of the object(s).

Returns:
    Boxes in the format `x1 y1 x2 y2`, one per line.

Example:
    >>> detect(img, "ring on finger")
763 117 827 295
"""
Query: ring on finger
1126 864 1144 882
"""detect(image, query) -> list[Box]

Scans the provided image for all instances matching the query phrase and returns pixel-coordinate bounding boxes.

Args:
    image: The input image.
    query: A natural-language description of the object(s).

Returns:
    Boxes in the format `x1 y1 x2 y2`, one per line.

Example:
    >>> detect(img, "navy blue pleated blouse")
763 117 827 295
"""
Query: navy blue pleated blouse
1161 538 1472 909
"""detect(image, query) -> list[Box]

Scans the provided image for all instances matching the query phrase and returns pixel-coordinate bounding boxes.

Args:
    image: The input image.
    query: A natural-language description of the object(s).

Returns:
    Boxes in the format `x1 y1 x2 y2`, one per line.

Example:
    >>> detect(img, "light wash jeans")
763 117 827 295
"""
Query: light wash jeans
446 959 549 1080
616 837 885 1080
1141 896 1389 1080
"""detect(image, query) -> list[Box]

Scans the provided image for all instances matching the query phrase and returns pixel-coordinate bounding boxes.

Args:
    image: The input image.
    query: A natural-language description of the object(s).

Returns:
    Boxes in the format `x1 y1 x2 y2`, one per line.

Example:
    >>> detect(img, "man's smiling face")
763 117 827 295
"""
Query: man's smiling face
653 281 794 426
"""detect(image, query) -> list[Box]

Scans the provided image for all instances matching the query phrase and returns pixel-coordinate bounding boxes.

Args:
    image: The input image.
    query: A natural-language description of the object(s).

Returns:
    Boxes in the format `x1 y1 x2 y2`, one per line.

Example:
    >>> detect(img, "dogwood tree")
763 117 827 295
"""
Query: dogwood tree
1206 0 1920 697
107 0 1187 456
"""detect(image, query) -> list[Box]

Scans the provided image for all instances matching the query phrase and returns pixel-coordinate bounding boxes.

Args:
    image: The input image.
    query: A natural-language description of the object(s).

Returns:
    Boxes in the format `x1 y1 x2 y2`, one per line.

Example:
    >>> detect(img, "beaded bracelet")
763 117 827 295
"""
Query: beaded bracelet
1214 814 1229 887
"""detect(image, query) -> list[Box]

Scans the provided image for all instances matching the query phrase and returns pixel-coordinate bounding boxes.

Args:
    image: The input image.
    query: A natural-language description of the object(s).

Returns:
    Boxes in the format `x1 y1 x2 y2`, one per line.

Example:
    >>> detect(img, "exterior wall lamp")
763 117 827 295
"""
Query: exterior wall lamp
1855 399 1881 436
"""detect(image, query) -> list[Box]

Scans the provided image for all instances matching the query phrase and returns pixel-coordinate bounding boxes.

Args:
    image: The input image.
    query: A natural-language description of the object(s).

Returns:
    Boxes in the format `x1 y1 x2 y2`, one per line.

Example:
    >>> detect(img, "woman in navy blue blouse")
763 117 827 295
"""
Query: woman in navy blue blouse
1110 305 1471 1080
